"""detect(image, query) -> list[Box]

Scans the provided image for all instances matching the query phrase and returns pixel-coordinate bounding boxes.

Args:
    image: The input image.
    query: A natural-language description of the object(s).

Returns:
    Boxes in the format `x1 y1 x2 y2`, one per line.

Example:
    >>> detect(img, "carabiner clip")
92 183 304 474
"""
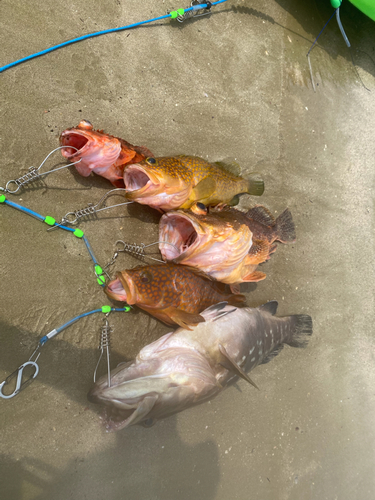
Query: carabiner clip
0 361 39 399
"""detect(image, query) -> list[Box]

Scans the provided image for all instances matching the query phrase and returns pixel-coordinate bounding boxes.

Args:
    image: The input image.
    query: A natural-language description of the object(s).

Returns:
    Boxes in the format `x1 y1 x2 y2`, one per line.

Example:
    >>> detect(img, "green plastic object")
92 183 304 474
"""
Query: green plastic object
331 0 342 7
170 8 184 18
0 194 6 203
123 305 131 312
348 0 375 21
97 276 106 285
95 265 103 275
101 305 112 314
44 216 56 226
73 228 84 238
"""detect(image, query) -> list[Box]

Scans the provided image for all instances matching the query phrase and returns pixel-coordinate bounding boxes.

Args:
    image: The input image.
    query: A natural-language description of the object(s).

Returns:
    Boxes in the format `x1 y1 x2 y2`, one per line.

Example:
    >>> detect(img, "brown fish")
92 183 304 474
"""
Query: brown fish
60 120 153 187
104 263 245 329
123 156 264 211
159 203 296 288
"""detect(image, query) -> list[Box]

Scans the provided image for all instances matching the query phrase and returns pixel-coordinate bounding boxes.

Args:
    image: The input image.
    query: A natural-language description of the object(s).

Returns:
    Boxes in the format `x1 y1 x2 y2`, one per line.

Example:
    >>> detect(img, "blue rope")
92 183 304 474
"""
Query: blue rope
39 307 130 345
2 198 103 282
0 1 227 73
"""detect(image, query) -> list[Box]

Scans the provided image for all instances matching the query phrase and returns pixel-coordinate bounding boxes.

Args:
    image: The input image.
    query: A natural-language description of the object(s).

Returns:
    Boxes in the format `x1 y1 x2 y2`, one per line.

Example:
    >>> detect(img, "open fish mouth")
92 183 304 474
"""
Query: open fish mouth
104 276 128 302
60 131 90 157
159 213 202 261
124 165 158 193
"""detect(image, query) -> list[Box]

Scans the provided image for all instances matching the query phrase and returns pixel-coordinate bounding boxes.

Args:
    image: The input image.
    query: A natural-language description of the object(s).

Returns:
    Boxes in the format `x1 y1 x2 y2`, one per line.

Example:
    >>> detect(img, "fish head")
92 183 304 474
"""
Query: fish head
104 265 173 309
88 343 219 431
59 120 123 180
123 157 193 210
159 203 253 271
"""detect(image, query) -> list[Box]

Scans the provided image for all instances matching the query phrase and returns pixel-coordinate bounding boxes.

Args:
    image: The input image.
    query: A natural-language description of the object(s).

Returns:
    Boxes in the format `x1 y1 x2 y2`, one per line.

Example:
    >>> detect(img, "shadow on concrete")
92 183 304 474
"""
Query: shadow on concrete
0 417 220 500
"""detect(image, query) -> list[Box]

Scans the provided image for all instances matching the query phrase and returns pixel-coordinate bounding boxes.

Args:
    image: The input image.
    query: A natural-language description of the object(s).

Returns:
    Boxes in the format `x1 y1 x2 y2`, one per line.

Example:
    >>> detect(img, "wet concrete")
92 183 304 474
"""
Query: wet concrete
0 0 374 499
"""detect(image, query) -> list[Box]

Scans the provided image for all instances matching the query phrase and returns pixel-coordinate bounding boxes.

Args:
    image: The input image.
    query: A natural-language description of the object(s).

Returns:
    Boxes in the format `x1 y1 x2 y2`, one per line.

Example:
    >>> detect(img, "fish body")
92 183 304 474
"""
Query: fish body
123 156 264 211
88 301 312 431
59 120 153 187
159 204 296 286
104 263 245 329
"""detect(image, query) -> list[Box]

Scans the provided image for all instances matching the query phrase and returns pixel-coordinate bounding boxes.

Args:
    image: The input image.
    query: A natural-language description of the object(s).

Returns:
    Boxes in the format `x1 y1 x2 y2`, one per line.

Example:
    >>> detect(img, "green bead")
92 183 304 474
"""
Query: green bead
123 306 131 312
330 0 341 7
0 194 6 203
97 275 106 286
73 228 84 238
170 10 178 18
177 8 185 15
102 305 111 314
44 216 56 226
95 265 103 275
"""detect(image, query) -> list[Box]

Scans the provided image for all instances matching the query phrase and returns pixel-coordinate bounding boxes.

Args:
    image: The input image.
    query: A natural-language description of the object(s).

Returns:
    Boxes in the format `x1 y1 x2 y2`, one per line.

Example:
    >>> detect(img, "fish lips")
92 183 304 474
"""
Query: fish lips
59 128 92 158
123 164 161 199
159 211 205 262
104 272 136 304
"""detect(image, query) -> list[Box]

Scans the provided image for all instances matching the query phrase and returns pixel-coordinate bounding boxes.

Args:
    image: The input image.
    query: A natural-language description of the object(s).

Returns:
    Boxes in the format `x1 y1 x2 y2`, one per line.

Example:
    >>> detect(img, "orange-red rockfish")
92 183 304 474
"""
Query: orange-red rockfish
159 204 296 288
104 263 245 329
123 156 264 211
60 120 153 187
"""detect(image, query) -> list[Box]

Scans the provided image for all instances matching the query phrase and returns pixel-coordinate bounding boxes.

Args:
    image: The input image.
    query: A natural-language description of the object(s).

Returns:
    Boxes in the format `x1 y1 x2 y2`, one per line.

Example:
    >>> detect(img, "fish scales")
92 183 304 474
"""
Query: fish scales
104 263 245 328
123 155 264 211
88 302 313 431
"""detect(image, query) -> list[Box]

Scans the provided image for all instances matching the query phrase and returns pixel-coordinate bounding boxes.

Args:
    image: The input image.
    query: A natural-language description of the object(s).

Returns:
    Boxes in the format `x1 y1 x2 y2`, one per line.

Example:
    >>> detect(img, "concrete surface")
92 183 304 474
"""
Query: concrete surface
0 0 374 499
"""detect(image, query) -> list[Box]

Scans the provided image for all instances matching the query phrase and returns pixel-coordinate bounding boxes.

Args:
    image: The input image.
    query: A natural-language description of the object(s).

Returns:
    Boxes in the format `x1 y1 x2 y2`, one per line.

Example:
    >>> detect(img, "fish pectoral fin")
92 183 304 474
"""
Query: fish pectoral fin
107 395 158 431
165 307 205 330
75 163 93 177
190 177 216 203
247 239 271 265
218 344 259 390
230 284 241 294
241 271 267 283
258 300 278 315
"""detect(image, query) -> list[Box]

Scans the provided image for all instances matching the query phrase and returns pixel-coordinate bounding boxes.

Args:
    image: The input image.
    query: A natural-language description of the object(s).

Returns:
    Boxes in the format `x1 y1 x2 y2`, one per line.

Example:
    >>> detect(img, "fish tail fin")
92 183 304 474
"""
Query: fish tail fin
246 174 264 196
275 209 296 243
285 315 313 348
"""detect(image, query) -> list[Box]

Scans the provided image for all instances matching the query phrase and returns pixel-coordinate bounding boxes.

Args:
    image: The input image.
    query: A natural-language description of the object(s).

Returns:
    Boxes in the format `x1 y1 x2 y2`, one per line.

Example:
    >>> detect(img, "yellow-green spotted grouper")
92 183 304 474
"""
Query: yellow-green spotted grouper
88 301 312 431
123 155 264 211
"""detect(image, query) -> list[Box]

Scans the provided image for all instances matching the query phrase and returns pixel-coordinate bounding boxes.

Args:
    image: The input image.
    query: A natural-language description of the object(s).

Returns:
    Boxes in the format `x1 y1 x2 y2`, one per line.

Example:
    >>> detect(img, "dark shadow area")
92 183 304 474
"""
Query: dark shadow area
232 0 375 78
0 417 220 500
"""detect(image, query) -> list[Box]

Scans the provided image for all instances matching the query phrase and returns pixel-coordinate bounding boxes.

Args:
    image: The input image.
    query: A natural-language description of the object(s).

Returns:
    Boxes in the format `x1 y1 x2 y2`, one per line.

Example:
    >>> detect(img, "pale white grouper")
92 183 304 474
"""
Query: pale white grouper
88 302 312 431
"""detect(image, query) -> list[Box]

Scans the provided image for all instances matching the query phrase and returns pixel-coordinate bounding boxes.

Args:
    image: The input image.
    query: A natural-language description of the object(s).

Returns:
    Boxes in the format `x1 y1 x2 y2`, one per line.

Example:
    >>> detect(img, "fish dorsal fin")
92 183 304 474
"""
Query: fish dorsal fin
200 302 237 322
182 265 214 281
190 177 216 202
214 158 241 176
218 344 259 390
259 300 278 315
246 205 275 226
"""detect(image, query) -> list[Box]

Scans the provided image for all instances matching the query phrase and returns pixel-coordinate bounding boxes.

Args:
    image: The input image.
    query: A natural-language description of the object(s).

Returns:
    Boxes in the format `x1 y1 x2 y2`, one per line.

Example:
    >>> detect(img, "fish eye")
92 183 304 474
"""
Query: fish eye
139 271 152 284
191 202 207 215
146 157 156 165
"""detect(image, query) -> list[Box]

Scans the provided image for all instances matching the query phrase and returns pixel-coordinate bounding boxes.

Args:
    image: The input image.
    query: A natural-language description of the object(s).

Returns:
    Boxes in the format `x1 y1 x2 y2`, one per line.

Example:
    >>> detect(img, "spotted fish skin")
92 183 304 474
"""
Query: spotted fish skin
88 302 313 431
123 155 264 211
59 120 153 187
104 263 245 329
